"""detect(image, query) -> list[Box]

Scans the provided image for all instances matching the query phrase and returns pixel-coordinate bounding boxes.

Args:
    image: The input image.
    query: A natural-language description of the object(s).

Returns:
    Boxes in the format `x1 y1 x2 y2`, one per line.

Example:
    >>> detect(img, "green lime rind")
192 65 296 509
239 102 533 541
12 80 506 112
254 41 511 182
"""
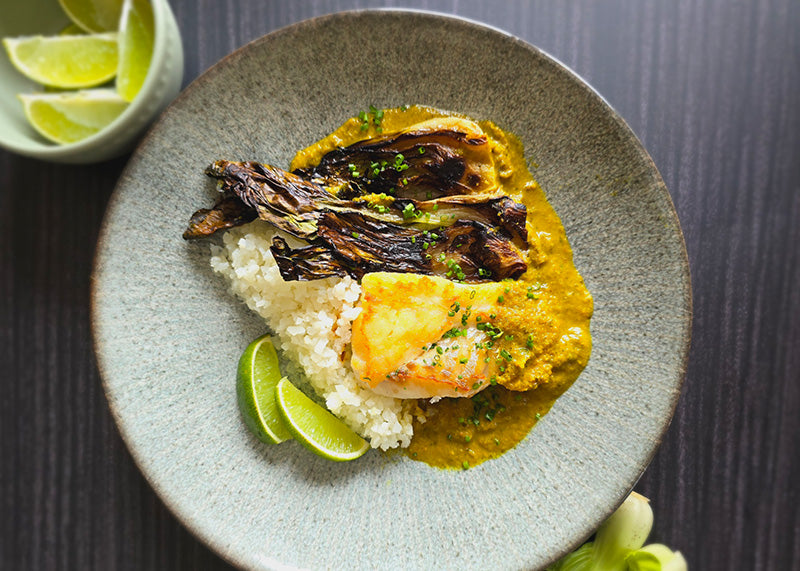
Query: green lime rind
236 335 292 444
60 24 86 36
275 377 369 462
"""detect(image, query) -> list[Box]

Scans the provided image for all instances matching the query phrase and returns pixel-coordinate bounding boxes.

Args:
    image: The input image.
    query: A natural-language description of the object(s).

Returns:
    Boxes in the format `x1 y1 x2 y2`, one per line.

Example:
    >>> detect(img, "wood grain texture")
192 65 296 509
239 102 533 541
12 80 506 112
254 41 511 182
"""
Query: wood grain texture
1 0 798 569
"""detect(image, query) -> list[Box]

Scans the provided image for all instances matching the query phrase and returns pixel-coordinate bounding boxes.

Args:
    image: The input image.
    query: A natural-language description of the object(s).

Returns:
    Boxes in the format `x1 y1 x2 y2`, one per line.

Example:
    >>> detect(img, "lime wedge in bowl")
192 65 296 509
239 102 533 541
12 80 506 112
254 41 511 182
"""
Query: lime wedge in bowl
275 377 369 461
45 25 90 93
19 89 128 144
236 335 292 444
58 0 124 33
116 0 155 102
2 33 118 89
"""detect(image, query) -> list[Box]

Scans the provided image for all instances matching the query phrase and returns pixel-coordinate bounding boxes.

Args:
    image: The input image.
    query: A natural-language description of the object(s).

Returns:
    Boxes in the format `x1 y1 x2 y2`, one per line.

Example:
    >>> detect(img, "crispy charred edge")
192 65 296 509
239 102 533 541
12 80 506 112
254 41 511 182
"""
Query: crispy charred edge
186 160 527 242
434 220 527 280
205 160 333 238
270 238 345 280
295 129 489 198
182 195 256 239
403 195 528 243
491 197 528 242
268 211 527 282
207 160 335 207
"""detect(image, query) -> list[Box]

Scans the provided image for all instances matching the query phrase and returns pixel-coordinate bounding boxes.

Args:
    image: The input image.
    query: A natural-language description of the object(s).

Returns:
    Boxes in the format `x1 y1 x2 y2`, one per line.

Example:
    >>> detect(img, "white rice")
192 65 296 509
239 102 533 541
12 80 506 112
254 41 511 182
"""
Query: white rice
210 220 414 449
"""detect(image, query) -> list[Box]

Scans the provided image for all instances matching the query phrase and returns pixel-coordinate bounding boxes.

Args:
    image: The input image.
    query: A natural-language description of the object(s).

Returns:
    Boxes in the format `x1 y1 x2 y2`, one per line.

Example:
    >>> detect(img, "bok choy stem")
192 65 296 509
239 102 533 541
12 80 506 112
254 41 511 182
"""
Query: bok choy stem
547 493 687 571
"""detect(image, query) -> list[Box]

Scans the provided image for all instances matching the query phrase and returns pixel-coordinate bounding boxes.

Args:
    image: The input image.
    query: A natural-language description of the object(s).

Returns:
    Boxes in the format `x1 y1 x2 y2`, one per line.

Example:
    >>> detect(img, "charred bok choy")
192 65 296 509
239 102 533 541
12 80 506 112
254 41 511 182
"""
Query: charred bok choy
548 493 688 571
183 117 531 283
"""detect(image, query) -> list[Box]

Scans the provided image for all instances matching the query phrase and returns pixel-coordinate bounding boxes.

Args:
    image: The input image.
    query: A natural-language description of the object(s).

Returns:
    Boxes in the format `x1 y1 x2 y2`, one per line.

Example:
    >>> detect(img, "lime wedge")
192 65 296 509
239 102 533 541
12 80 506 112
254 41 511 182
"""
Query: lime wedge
2 33 118 89
275 377 369 461
44 26 90 92
116 0 154 102
236 335 292 444
19 89 128 144
58 0 124 33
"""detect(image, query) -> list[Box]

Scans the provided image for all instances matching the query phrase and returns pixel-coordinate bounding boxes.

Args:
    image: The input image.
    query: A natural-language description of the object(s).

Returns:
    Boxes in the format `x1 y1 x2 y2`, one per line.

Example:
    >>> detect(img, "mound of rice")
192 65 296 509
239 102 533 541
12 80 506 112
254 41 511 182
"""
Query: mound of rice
210 221 414 449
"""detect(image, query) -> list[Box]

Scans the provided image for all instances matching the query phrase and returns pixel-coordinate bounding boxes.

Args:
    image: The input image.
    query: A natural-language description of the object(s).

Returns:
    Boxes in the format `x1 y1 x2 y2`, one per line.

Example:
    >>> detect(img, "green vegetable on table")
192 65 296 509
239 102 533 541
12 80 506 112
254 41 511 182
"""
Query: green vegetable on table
548 492 687 571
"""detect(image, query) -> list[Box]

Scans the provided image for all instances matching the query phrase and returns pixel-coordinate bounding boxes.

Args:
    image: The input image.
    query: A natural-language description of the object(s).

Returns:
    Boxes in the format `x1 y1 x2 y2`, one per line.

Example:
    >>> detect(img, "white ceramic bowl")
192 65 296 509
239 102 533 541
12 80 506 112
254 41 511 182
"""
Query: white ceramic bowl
0 0 183 163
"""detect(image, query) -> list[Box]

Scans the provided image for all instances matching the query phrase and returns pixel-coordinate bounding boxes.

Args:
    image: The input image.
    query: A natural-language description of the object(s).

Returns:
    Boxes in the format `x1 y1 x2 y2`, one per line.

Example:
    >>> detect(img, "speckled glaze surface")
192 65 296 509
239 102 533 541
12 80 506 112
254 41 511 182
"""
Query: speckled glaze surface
92 11 691 571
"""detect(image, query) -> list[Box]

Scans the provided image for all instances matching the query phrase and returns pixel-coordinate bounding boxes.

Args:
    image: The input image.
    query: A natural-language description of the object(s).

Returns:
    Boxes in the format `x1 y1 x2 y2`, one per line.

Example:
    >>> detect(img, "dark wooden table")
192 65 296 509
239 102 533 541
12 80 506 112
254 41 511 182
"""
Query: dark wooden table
2 1 798 569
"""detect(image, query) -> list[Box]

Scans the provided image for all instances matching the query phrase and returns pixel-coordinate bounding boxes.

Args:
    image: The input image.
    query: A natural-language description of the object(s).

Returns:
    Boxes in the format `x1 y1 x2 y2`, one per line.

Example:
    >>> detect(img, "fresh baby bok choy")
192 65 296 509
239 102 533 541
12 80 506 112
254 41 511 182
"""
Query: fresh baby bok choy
547 492 687 571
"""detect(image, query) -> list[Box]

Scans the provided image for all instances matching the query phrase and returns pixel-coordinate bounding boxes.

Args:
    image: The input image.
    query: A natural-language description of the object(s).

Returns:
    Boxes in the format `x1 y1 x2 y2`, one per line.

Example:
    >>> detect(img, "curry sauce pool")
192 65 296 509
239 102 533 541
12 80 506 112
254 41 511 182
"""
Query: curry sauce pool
191 105 592 467
407 385 563 469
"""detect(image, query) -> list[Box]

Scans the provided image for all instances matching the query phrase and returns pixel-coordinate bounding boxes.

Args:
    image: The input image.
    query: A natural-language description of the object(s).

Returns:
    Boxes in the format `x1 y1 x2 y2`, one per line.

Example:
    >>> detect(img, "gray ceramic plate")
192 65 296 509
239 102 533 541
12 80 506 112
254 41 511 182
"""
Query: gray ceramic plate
92 10 691 571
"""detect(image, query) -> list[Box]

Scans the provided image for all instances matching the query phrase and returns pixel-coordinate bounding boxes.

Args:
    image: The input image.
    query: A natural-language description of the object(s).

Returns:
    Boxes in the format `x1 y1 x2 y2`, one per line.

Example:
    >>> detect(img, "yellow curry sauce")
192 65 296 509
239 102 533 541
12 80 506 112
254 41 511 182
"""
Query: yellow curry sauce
291 106 593 469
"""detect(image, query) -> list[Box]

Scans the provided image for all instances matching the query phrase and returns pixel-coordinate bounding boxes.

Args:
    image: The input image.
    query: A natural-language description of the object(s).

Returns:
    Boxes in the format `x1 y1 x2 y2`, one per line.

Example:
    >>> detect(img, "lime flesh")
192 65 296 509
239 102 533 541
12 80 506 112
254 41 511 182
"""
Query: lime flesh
58 0 124 33
19 89 128 144
116 0 154 102
275 377 369 461
236 335 292 444
44 27 89 93
3 33 118 89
